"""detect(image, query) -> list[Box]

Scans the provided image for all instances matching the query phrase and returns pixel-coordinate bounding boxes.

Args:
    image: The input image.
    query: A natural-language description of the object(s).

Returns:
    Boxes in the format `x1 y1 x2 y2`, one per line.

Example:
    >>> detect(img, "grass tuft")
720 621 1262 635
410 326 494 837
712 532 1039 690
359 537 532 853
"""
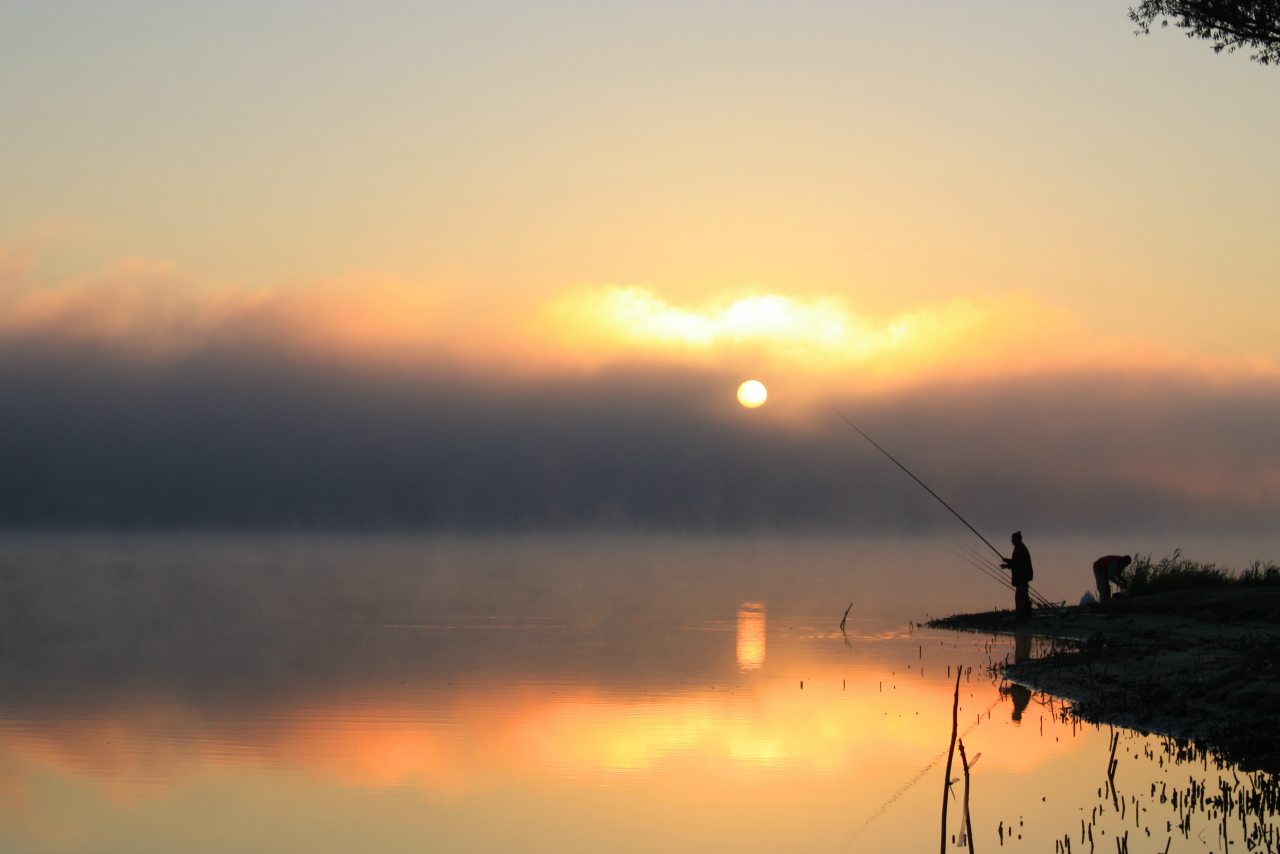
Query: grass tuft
1122 549 1280 596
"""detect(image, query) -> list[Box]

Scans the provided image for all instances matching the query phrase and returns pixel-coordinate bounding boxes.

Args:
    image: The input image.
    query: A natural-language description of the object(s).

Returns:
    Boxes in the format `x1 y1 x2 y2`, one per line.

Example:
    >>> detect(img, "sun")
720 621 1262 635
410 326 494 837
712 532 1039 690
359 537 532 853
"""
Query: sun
736 379 768 409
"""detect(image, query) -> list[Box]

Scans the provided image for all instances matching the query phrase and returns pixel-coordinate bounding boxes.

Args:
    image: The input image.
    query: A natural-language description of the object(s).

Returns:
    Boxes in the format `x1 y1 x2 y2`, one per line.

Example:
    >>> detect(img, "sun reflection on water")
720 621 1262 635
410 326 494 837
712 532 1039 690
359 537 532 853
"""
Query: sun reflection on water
736 601 766 671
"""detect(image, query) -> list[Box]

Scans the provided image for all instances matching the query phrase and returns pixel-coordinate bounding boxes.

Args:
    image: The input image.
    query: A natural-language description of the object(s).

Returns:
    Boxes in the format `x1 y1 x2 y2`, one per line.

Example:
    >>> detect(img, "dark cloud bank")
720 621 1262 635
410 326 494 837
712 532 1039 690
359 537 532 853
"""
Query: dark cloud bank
1 337 1277 534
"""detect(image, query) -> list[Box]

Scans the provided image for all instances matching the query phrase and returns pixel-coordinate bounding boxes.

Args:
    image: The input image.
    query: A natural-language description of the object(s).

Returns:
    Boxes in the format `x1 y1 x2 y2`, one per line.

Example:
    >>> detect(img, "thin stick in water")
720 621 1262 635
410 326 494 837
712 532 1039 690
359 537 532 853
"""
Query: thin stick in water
941 663 962 854
959 738 975 854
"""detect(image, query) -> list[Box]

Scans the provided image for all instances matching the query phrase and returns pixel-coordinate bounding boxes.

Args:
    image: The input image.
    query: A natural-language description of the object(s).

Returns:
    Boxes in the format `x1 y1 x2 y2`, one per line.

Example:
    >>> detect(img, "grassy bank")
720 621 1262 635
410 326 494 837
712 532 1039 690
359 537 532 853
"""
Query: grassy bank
928 553 1280 773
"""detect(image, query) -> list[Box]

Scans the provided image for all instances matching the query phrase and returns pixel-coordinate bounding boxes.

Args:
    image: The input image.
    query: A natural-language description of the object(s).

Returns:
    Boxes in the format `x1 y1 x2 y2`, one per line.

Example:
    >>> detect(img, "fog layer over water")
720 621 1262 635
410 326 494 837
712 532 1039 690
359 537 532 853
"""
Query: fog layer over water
0 533 1276 852
3 338 1279 532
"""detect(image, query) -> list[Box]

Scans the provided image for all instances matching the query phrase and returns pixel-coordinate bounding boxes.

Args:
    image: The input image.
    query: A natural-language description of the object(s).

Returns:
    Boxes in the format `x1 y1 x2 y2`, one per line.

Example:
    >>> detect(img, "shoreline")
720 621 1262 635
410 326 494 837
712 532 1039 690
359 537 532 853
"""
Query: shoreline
927 588 1280 774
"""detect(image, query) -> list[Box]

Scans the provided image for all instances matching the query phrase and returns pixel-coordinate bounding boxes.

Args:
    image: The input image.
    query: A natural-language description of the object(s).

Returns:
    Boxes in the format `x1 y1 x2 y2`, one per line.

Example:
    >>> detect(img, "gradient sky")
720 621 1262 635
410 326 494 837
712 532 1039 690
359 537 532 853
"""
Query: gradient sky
2 1 1277 532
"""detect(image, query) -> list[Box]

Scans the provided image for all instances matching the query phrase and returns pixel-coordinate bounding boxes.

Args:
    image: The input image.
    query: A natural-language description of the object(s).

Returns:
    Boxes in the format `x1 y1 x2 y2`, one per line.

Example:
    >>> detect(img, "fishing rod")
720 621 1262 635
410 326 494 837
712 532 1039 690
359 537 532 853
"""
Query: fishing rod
957 542 1053 608
834 408 1052 607
950 546 1014 591
833 408 1005 560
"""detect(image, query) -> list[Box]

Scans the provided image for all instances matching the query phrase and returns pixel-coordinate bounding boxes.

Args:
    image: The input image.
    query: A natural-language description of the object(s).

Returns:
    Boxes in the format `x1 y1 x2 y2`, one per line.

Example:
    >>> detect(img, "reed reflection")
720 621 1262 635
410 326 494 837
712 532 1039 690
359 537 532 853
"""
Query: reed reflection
736 601 766 671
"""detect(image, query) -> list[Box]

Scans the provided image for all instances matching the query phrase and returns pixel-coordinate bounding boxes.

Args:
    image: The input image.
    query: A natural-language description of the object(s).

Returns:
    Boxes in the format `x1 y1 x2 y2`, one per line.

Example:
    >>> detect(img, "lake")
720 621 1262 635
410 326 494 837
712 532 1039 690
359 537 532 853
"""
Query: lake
0 532 1276 852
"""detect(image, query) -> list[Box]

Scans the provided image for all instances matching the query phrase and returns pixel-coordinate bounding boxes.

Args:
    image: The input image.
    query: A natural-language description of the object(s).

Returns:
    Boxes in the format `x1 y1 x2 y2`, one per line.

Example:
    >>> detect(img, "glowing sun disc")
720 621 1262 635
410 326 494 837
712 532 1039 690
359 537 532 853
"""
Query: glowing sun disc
736 379 768 408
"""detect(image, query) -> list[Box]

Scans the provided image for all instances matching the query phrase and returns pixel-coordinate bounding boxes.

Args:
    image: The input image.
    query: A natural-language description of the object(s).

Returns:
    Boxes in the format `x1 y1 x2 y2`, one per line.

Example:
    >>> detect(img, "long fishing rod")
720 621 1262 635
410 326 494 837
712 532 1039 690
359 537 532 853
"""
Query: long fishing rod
833 408 1006 561
833 408 1052 607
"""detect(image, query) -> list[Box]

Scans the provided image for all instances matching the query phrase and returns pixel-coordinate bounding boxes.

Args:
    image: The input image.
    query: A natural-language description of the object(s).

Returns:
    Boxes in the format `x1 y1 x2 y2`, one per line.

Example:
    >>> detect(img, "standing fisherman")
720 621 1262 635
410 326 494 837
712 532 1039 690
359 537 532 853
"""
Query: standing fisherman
834 411 1049 608
1000 531 1034 621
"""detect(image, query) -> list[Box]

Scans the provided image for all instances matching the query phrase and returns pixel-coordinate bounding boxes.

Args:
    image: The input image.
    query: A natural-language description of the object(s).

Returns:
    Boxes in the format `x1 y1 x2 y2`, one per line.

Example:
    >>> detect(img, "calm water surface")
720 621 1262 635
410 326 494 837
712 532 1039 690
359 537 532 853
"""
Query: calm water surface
0 533 1276 852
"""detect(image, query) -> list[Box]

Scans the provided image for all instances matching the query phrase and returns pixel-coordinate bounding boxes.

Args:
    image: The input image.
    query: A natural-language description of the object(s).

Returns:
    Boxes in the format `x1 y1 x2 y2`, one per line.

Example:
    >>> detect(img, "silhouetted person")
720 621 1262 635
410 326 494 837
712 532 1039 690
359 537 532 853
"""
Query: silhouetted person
1000 531 1033 621
1092 554 1132 604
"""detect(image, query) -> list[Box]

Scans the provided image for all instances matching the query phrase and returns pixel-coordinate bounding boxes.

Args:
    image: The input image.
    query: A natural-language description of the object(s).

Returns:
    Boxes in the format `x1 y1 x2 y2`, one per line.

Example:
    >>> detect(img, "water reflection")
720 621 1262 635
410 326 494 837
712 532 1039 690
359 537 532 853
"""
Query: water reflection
1001 683 1033 722
736 601 766 671
1013 630 1032 664
1001 631 1034 722
0 533 1276 853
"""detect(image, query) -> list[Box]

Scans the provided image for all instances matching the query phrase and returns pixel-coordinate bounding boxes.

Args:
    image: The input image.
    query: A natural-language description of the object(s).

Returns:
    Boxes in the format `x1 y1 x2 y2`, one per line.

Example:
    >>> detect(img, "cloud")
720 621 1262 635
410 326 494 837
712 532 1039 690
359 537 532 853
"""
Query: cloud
0 261 454 366
12 237 1275 388
1 243 1277 533
0 329 1276 532
537 285 1084 384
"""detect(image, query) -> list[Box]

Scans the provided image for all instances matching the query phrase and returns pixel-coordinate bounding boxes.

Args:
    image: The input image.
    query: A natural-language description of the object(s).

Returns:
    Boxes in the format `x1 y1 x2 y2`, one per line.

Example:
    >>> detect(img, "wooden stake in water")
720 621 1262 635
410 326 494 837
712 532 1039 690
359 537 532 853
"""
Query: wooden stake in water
958 739 976 854
941 664 962 854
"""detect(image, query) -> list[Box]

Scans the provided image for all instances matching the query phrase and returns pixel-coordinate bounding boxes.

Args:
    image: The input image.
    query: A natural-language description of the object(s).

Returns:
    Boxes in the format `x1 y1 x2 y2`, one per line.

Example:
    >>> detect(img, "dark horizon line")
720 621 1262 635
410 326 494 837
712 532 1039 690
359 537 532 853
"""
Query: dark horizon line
1 519 1272 538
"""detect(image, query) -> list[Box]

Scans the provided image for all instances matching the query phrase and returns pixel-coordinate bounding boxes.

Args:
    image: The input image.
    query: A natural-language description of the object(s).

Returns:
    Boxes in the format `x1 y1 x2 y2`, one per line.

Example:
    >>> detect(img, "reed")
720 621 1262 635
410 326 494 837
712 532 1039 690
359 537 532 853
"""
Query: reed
1123 550 1280 596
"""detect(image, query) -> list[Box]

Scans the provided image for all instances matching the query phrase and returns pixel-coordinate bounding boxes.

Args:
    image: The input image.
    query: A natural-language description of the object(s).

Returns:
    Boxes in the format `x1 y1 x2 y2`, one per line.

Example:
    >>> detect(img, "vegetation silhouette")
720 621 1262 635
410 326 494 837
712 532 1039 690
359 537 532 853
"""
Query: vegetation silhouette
1130 1 1280 64
1124 550 1280 595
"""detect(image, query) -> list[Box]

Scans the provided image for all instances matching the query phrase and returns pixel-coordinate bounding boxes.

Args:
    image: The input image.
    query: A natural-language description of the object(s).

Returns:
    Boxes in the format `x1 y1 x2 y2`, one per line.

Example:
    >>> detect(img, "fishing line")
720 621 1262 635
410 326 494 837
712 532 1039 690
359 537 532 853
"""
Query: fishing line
848 693 1005 840
950 544 1013 589
955 544 1019 590
951 547 1014 591
959 541 1052 608
956 544 1007 580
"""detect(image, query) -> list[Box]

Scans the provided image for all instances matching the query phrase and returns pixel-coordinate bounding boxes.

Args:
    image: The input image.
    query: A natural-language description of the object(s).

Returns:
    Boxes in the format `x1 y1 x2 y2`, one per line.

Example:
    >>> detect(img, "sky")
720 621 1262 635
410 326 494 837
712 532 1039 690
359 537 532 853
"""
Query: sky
1 1 1277 533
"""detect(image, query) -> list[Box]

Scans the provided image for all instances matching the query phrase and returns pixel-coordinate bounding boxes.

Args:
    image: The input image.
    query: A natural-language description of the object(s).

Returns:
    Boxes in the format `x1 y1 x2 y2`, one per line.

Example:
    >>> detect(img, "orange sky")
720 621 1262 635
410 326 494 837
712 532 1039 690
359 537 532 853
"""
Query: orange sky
1 4 1278 534
4 237 1277 400
2 3 1279 379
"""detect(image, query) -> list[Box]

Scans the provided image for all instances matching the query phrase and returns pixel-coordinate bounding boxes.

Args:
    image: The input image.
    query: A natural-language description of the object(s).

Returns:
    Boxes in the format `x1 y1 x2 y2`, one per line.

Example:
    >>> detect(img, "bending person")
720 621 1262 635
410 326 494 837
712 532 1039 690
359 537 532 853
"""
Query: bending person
1092 554 1132 603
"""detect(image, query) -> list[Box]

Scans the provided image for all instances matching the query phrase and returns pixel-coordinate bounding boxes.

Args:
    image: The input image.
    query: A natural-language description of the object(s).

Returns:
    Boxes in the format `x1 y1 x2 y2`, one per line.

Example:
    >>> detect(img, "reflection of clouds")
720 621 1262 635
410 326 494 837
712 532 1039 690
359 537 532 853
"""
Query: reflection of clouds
1 251 1279 534
0 676 951 797
736 602 766 671
0 658 1089 811
0 539 1145 814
